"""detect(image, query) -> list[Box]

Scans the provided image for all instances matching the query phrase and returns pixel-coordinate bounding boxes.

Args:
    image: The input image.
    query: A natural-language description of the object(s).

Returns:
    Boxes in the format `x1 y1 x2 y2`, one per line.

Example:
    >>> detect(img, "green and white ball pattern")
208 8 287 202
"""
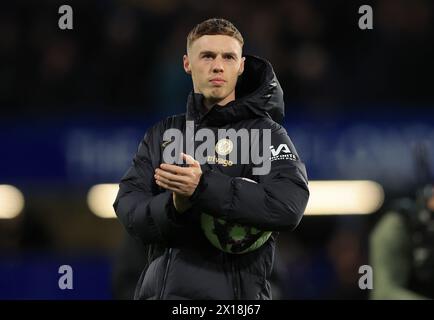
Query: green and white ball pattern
200 178 272 254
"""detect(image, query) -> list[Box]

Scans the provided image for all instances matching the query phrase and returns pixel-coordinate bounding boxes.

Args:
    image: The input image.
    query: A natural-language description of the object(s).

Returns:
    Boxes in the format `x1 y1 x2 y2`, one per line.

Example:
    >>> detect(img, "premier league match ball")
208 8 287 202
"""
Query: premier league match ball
200 178 272 254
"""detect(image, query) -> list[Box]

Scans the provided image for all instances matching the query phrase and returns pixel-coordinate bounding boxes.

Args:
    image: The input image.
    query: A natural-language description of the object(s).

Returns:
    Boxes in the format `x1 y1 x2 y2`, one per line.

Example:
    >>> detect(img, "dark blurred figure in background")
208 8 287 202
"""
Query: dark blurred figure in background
370 185 434 299
370 146 434 299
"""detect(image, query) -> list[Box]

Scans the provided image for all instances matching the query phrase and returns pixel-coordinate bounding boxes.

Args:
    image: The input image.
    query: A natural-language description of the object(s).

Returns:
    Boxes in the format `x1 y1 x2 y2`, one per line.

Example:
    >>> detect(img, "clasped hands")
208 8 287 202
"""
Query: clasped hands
154 153 202 214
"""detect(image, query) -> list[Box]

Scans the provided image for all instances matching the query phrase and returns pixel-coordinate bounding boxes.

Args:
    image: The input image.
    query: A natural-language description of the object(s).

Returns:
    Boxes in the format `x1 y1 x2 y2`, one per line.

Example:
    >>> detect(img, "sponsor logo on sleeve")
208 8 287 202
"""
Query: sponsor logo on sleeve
269 144 297 161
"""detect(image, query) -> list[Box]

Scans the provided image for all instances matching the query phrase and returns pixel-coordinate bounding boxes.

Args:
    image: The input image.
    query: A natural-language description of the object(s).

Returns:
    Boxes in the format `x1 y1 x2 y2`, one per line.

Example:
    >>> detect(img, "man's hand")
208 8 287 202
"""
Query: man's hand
154 153 202 213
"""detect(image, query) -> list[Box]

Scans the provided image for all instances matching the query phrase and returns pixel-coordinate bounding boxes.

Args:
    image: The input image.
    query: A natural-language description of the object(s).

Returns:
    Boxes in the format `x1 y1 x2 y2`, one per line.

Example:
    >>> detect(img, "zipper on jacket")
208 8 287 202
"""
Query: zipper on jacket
231 257 241 300
159 248 173 300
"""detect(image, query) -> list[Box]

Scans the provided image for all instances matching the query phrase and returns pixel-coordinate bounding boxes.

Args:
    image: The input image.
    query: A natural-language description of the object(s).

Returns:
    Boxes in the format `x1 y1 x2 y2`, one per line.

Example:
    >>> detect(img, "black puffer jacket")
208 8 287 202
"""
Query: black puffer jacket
113 55 309 300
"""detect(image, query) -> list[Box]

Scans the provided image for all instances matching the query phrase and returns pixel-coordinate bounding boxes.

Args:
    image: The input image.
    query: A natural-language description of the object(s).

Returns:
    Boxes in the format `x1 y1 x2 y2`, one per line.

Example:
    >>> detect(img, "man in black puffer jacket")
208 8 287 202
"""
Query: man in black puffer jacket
113 18 309 300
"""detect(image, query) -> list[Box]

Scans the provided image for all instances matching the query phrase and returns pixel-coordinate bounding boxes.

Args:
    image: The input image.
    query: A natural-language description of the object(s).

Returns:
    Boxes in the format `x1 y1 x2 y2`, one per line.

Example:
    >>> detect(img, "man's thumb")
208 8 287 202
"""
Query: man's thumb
182 153 199 167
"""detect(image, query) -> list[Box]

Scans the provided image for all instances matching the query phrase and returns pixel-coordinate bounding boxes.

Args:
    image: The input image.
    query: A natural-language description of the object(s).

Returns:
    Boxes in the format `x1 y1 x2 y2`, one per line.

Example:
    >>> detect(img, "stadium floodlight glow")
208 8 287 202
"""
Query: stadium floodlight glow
87 180 384 218
305 180 384 215
0 185 25 219
87 184 119 219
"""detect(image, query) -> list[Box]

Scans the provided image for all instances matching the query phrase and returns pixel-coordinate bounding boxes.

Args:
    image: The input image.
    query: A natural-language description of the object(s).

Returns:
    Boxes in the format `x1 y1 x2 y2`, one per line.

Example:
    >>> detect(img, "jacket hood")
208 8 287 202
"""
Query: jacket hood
186 55 285 126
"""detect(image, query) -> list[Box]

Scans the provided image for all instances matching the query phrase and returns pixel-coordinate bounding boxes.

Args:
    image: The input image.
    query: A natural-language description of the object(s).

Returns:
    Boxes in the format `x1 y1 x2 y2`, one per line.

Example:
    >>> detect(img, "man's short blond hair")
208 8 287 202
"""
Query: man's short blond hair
187 18 244 50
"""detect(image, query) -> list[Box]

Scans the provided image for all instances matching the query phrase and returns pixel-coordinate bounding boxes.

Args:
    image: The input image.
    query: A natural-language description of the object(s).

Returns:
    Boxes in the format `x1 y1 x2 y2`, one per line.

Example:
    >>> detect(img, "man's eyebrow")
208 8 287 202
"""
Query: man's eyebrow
199 50 216 56
199 50 238 57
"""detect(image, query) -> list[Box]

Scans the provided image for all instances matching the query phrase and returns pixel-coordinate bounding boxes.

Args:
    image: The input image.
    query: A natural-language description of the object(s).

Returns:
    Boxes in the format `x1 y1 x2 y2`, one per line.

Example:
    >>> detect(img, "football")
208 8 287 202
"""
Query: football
200 178 272 254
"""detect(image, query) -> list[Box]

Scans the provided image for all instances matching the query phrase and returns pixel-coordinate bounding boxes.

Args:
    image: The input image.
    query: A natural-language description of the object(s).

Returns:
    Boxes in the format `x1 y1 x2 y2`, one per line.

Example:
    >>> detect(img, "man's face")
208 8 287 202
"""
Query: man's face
183 35 245 106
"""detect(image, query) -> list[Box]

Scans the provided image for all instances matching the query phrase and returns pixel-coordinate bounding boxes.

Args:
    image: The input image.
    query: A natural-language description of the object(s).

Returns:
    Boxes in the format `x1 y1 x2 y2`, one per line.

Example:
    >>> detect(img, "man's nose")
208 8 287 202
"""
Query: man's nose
211 57 224 73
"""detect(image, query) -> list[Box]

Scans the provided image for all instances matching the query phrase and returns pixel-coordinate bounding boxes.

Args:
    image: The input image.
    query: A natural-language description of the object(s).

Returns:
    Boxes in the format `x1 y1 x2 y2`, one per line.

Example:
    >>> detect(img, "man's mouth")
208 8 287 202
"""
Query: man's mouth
210 78 226 85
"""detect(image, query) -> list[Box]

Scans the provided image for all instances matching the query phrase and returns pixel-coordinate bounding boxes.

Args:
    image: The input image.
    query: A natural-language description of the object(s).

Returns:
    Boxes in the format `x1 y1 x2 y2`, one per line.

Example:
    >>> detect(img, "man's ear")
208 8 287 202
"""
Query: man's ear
238 56 245 76
183 54 191 74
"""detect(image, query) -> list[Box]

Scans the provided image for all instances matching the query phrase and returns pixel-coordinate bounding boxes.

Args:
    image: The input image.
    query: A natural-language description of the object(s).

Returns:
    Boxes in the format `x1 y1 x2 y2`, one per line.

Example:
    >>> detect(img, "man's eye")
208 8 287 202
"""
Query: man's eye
203 55 213 59
224 55 235 60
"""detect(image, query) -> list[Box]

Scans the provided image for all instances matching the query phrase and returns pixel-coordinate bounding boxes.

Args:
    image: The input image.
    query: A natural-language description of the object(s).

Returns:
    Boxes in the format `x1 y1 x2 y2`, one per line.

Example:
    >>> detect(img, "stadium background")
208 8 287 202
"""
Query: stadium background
1 0 433 299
